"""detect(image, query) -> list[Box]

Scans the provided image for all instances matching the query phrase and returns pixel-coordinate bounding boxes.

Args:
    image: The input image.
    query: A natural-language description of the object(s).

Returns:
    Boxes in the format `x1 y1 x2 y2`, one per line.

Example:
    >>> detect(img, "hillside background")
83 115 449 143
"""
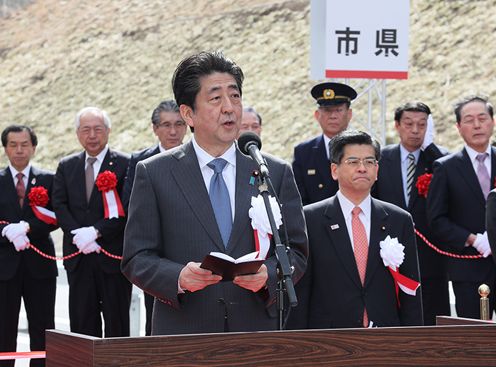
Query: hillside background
1 0 496 170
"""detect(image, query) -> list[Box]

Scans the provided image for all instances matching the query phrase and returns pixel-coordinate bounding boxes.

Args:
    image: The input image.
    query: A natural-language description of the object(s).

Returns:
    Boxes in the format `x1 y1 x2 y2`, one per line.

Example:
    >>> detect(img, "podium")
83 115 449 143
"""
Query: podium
46 318 496 366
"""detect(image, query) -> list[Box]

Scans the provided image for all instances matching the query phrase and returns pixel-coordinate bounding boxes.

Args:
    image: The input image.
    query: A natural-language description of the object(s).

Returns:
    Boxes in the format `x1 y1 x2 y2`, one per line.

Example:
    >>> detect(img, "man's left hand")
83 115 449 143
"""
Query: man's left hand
233 264 268 292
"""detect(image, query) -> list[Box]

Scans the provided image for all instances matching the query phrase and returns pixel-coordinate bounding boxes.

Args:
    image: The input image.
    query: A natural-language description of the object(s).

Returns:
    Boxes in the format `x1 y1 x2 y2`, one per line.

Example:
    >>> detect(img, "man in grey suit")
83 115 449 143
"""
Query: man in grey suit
122 51 308 335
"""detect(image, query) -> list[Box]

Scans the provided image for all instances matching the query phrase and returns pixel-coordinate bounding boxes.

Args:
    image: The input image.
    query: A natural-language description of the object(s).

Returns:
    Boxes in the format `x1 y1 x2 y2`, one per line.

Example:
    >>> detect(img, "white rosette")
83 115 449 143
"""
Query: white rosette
379 235 405 271
379 235 419 297
248 194 282 259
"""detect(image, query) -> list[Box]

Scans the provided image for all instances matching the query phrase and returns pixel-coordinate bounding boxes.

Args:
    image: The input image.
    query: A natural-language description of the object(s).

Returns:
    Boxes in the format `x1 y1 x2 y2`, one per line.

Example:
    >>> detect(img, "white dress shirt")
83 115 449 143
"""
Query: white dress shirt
192 136 236 221
8 164 31 188
85 145 109 180
399 145 420 205
336 191 372 249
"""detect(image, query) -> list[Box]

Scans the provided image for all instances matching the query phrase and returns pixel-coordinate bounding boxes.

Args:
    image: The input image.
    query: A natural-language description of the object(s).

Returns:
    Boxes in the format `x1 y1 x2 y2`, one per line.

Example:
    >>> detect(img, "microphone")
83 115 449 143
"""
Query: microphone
238 132 269 177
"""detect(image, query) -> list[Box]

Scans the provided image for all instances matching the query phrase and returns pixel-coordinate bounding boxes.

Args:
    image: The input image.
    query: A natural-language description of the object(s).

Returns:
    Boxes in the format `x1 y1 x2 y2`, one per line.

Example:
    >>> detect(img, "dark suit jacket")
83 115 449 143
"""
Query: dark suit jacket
122 145 160 209
486 189 496 263
292 135 338 205
427 147 496 282
290 196 423 329
122 141 308 335
52 149 129 273
373 143 448 278
0 166 58 280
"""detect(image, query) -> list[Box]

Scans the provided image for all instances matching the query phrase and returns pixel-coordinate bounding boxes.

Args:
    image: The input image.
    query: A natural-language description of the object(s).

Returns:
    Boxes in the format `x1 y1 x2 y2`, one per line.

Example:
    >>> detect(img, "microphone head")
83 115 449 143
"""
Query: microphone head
238 131 262 156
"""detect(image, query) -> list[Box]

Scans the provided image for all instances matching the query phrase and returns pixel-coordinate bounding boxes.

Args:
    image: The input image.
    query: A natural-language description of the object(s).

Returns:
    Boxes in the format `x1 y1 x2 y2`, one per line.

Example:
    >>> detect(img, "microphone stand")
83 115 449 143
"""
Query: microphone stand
255 172 297 330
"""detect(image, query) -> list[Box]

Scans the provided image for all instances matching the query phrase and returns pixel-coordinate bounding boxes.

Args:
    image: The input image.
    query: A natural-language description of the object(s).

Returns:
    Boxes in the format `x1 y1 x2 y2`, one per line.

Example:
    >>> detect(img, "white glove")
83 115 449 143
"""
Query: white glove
421 114 435 150
71 226 98 249
80 241 101 255
2 221 29 242
12 234 30 252
473 232 492 258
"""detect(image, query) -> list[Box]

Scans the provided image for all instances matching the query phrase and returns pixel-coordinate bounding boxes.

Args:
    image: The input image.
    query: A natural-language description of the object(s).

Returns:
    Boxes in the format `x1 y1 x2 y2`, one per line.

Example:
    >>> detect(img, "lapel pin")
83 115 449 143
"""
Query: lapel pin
330 224 340 230
307 169 316 175
109 161 113 166
381 226 386 231
250 170 259 185
31 178 36 185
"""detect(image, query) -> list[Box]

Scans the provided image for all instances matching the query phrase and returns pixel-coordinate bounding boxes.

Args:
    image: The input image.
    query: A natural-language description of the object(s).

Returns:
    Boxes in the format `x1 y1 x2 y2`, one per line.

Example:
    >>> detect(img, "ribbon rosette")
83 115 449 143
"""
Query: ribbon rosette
248 195 282 259
379 235 420 304
416 173 432 198
95 171 125 219
28 186 57 225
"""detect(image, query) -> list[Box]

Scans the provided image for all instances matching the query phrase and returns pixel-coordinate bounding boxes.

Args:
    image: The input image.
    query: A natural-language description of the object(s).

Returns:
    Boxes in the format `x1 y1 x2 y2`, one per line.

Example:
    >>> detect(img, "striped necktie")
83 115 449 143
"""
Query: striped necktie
406 153 416 203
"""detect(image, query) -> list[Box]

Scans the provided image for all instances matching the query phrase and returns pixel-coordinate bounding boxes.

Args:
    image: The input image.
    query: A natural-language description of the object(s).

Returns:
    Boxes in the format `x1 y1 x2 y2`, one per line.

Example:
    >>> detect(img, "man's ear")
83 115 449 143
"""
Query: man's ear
180 104 194 129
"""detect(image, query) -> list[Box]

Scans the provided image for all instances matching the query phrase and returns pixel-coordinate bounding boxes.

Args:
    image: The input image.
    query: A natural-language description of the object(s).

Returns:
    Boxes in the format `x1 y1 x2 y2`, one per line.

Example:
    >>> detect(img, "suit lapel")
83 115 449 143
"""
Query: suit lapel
457 149 486 205
1 167 21 213
388 145 407 209
324 197 363 288
365 199 389 287
171 142 226 252
314 136 332 183
227 150 259 254
491 146 496 191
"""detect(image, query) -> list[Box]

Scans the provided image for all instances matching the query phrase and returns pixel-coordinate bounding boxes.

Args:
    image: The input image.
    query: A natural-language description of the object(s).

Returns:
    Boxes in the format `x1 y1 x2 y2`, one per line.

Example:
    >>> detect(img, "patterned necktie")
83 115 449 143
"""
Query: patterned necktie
352 206 369 327
16 172 26 207
476 153 490 199
406 153 416 203
207 158 232 247
85 157 97 202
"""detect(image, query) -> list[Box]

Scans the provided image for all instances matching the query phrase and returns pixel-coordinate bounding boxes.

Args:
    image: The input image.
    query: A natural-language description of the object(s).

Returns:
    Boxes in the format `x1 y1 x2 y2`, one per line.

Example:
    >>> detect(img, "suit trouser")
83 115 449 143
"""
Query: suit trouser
421 276 451 325
66 255 132 338
0 260 56 367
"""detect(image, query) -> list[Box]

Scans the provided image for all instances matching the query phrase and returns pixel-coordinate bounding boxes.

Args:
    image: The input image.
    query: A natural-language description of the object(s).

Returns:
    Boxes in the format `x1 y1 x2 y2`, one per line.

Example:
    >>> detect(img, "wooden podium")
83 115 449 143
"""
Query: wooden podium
46 318 496 366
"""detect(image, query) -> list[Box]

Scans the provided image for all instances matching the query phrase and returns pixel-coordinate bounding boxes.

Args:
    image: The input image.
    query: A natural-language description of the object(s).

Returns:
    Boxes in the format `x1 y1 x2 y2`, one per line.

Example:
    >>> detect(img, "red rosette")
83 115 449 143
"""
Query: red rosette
416 173 432 198
96 171 117 192
28 186 49 207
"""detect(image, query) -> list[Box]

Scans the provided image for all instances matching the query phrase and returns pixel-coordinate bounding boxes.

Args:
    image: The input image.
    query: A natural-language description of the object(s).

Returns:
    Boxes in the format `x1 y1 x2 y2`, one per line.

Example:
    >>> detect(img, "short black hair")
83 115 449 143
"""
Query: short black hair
172 50 244 111
1 125 38 147
151 100 180 125
394 101 431 122
453 95 494 123
330 130 381 164
243 106 262 126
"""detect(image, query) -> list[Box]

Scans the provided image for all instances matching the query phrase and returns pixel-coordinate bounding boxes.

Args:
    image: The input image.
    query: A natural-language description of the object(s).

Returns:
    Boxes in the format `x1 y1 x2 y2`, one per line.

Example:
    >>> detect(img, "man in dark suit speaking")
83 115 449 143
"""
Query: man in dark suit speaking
122 51 308 335
289 130 422 329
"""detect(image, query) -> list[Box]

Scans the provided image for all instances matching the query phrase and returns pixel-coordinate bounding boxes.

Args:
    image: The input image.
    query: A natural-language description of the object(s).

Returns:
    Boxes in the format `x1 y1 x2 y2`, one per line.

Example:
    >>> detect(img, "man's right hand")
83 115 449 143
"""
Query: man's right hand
179 262 222 292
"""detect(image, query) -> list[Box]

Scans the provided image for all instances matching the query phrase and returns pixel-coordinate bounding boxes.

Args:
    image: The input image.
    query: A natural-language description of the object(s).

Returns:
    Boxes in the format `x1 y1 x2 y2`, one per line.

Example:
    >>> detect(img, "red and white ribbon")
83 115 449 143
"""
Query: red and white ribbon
31 206 57 225
249 195 282 260
379 235 421 304
102 189 125 219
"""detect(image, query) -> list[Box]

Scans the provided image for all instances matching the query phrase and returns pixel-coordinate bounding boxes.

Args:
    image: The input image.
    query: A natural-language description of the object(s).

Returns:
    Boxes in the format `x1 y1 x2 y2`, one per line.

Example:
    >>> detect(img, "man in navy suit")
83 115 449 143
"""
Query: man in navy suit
373 102 450 325
0 125 57 367
292 82 357 205
289 130 422 329
52 107 131 337
122 100 187 335
427 95 496 318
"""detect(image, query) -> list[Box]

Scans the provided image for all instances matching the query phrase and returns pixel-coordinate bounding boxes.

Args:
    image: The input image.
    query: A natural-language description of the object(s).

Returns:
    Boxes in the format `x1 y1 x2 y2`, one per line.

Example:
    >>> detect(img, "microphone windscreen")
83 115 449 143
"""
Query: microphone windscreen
238 131 262 156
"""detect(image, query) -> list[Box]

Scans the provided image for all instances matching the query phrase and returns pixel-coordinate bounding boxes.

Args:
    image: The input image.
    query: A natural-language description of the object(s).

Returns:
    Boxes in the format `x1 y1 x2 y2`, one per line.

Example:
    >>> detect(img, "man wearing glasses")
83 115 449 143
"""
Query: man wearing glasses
373 102 450 325
292 82 356 205
122 99 187 335
289 130 423 329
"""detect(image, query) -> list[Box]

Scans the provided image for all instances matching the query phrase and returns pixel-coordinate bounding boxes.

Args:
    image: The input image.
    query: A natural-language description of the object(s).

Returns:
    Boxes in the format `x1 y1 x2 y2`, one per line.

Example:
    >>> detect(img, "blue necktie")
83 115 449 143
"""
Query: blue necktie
208 158 232 247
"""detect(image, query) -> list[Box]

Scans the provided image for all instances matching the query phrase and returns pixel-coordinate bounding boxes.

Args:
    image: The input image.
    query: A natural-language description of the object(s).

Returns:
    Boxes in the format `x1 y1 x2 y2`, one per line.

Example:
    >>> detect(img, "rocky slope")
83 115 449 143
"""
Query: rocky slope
1 0 495 170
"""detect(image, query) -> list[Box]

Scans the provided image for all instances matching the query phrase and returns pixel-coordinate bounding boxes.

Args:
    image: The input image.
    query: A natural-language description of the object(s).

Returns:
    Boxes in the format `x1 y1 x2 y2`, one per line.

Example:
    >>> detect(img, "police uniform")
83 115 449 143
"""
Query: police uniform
292 82 357 205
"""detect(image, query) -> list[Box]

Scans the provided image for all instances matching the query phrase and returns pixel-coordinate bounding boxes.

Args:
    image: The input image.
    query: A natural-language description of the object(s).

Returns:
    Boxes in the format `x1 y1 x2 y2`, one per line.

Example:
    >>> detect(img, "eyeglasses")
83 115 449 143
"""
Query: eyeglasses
156 121 186 130
342 157 377 168
78 126 107 135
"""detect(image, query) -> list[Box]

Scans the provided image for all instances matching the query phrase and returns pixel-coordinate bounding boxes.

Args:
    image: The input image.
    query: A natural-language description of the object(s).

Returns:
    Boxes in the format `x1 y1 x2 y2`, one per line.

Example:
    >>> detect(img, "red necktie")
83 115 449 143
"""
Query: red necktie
16 172 26 207
352 206 369 327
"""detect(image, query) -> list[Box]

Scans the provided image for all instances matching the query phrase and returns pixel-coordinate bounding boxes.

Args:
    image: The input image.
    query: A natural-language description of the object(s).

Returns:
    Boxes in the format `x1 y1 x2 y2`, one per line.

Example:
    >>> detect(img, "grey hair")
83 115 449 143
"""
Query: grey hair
74 107 112 129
